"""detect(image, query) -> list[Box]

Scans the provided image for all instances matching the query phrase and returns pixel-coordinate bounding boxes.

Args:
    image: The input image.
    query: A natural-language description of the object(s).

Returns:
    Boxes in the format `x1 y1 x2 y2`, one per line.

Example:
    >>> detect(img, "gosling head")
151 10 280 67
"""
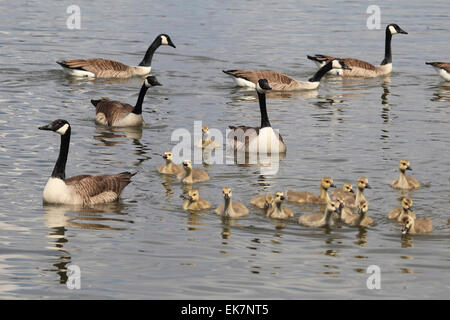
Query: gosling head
187 189 200 202
162 151 173 162
327 200 342 216
256 79 272 94
387 23 408 35
357 200 369 215
182 159 192 170
39 119 71 136
264 193 274 209
222 187 232 201
274 192 285 205
321 177 336 190
401 216 414 234
335 196 345 211
202 125 209 134
331 59 352 70
144 75 162 88
158 34 176 48
399 160 412 172
401 197 413 210
357 177 371 190
343 183 354 193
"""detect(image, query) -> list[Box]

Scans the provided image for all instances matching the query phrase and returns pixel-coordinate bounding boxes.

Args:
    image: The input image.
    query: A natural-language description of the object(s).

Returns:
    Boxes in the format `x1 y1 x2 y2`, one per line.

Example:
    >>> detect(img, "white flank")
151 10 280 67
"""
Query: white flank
43 177 81 205
61 66 95 78
233 77 256 88
113 113 144 127
248 127 284 154
135 66 151 76
437 68 450 81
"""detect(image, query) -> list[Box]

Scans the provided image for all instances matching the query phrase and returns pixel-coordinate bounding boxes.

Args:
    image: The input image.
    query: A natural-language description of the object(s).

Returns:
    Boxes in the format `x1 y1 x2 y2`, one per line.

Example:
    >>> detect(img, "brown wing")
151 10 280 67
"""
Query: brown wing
225 70 295 85
95 99 134 125
426 62 450 72
308 55 376 71
58 58 130 73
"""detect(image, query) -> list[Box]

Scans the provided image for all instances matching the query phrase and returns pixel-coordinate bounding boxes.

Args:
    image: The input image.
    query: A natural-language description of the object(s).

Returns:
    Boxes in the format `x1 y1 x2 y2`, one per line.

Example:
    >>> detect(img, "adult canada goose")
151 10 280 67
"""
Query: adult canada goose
390 160 420 190
286 177 336 205
298 200 341 228
250 193 274 210
228 79 286 154
91 76 161 127
307 24 408 77
223 59 351 91
331 183 354 199
182 189 211 211
157 151 183 175
341 177 371 207
388 198 416 222
39 119 135 205
215 187 249 218
347 200 373 227
57 34 176 78
401 216 432 235
177 160 210 184
426 62 450 81
266 192 294 219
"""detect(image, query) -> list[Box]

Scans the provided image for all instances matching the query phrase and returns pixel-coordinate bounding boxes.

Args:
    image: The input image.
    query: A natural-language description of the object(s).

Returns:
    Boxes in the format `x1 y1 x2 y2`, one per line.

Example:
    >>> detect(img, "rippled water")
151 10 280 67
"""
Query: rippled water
0 0 449 299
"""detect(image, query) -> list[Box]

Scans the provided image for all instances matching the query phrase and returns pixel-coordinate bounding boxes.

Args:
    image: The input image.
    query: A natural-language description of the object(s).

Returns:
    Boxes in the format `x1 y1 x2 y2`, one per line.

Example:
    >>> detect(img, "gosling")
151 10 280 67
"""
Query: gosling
334 196 357 224
177 160 210 184
298 200 341 228
401 216 432 235
157 152 183 175
388 197 416 222
250 193 274 210
390 160 420 190
266 192 294 220
341 177 371 208
182 189 211 211
286 177 336 205
215 187 249 218
331 183 354 199
195 125 221 150
347 200 373 227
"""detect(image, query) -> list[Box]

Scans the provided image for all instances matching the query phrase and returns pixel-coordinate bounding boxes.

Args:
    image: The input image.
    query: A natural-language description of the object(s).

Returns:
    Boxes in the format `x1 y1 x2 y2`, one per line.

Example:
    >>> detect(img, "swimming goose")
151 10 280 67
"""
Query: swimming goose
341 177 371 207
307 24 407 77
298 200 341 228
228 79 286 154
223 59 351 91
266 192 294 219
331 183 354 199
57 34 176 78
426 62 450 81
177 160 210 184
390 160 420 190
91 76 161 127
347 200 373 227
286 177 336 205
388 197 416 222
250 193 274 210
182 189 211 211
157 151 183 175
39 119 135 205
215 187 249 218
401 216 432 235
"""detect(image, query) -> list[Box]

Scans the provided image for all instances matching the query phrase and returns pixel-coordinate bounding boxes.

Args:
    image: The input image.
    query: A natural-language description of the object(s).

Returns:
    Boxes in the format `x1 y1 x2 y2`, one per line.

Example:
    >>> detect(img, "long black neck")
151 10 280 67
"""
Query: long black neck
381 28 392 65
51 128 71 180
138 38 161 67
133 84 149 115
258 91 271 128
309 61 333 82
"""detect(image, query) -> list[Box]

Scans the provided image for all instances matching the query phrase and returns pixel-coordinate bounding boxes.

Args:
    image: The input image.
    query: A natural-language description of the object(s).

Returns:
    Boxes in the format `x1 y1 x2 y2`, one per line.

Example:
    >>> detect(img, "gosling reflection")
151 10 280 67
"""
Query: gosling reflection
354 227 368 247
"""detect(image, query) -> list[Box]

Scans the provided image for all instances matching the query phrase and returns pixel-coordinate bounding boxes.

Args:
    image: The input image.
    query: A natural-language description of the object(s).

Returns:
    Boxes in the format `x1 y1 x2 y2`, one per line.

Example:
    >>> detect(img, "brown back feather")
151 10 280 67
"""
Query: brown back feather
95 99 134 125
426 62 450 72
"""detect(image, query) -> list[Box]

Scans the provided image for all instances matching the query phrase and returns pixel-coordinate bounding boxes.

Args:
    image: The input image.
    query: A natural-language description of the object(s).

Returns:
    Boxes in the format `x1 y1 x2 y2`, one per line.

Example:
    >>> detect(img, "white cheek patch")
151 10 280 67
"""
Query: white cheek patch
144 78 151 87
56 123 69 135
389 26 397 34
161 35 168 45
332 60 340 69
256 82 264 93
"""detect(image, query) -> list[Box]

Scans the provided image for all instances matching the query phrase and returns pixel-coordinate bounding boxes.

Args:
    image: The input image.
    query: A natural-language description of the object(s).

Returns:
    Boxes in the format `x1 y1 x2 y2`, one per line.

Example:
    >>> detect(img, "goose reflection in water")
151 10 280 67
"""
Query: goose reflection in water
94 125 143 146
227 150 286 176
430 83 450 102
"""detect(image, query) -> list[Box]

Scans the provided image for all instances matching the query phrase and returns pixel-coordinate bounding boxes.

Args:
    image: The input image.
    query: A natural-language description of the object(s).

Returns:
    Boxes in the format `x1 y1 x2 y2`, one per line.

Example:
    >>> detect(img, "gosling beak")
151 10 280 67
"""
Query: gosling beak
163 155 168 159
365 184 372 189
401 226 408 234
224 194 230 200
357 208 362 215
280 196 285 201
349 189 355 193
188 196 194 201
406 167 412 171
330 183 336 188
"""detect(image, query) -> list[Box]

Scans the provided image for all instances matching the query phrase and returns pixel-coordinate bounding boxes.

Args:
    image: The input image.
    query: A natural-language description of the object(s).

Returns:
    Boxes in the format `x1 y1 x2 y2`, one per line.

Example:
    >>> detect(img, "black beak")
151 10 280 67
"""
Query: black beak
224 194 230 200
365 184 371 189
188 196 193 201
350 189 354 193
357 208 362 215
398 28 408 34
407 167 412 171
330 183 336 188
401 226 408 234
39 123 53 131
280 196 285 201
168 39 176 48
153 80 162 86
163 155 167 159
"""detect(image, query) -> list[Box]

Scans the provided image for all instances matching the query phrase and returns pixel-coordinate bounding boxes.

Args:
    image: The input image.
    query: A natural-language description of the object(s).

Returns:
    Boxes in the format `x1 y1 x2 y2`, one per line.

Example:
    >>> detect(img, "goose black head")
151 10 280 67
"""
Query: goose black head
256 79 272 93
387 24 408 35
144 75 162 87
39 119 70 135
158 34 176 48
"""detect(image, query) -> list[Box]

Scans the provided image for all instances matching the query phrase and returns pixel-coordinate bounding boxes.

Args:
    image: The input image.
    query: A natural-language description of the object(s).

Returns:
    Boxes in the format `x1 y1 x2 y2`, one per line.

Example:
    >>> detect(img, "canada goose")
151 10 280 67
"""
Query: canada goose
223 59 351 91
286 177 336 205
182 189 211 211
347 200 373 227
390 160 420 190
57 34 176 78
177 160 210 184
195 125 221 150
426 62 450 81
298 200 341 228
39 119 135 205
341 177 371 207
266 192 294 219
331 183 354 199
307 24 407 77
157 151 183 175
215 187 249 218
250 193 274 210
228 79 286 154
401 216 432 235
91 76 161 127
388 198 416 222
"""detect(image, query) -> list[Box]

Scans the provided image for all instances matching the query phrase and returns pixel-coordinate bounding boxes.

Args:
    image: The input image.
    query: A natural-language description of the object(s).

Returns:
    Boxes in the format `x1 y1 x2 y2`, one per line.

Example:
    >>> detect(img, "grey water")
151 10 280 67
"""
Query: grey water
0 0 449 299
